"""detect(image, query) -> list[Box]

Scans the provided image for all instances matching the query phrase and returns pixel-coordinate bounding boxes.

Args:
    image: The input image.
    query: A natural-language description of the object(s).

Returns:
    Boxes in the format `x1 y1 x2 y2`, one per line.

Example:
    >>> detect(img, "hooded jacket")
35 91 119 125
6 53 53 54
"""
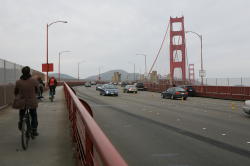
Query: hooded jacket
14 74 39 109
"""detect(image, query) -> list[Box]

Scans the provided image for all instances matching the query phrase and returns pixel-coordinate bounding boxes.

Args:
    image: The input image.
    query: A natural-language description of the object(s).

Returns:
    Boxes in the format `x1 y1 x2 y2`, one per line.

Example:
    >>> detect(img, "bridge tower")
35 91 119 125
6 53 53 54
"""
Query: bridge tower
169 16 186 81
188 64 195 83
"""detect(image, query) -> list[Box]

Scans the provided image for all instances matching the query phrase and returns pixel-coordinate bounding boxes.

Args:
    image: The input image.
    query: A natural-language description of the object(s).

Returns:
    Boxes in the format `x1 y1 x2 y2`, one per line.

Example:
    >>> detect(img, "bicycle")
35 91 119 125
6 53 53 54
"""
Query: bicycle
49 88 55 102
21 109 35 150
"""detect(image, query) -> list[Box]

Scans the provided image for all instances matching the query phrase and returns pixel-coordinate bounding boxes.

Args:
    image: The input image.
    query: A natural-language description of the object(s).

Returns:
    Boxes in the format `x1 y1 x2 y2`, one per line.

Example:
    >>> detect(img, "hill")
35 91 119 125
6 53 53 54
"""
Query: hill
85 69 141 81
49 73 76 80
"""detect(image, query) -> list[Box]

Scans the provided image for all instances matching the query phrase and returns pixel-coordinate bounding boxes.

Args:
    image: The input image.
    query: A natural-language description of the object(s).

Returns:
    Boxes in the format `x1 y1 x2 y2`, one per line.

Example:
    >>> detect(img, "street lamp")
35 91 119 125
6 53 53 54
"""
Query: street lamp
98 66 104 81
128 62 136 81
78 61 85 80
58 51 71 81
136 53 147 79
185 31 204 85
46 20 68 84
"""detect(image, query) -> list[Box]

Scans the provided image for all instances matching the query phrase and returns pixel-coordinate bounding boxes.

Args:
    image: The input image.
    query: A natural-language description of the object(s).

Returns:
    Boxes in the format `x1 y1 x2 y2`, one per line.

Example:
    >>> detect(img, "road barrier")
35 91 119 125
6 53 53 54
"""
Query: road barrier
144 83 250 100
193 85 250 100
63 82 128 166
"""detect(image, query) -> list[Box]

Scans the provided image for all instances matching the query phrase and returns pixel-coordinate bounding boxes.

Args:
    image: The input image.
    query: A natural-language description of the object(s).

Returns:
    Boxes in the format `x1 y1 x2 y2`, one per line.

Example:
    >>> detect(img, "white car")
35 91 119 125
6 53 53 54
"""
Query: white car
242 100 250 115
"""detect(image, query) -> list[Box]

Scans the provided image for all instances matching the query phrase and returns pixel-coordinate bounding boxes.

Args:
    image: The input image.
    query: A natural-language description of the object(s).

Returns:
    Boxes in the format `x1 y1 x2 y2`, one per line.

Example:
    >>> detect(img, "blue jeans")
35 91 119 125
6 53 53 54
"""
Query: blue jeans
19 109 38 129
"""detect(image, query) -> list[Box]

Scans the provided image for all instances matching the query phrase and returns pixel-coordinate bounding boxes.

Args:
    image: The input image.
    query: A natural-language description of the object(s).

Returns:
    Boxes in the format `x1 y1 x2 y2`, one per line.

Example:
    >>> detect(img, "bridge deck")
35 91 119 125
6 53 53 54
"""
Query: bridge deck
0 87 75 166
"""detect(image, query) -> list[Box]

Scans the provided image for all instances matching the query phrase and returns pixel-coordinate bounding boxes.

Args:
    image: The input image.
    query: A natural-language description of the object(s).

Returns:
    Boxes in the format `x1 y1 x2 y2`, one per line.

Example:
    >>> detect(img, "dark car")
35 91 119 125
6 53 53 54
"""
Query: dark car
123 85 138 93
84 82 91 87
161 87 188 100
178 85 196 96
99 84 118 96
96 84 103 91
135 82 145 91
121 81 128 87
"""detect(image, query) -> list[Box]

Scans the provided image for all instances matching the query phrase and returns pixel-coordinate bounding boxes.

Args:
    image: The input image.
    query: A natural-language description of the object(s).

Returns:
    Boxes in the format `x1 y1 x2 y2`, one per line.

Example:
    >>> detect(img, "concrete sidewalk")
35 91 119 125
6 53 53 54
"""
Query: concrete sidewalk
0 87 75 166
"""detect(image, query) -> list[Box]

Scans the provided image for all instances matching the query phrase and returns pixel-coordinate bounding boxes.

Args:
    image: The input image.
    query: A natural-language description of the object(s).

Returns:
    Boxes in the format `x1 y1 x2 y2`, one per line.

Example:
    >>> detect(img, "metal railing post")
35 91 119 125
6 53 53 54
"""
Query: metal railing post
3 60 6 105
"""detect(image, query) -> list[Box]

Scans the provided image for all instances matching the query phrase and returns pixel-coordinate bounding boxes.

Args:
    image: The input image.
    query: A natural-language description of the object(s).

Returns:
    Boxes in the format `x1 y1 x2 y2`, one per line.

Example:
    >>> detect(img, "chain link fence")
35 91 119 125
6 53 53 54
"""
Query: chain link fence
193 78 250 86
0 58 45 109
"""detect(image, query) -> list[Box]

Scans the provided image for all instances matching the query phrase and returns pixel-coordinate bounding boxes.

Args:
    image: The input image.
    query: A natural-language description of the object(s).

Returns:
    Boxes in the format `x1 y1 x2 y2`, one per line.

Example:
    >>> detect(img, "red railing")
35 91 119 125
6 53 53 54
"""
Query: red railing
63 82 128 166
144 82 250 100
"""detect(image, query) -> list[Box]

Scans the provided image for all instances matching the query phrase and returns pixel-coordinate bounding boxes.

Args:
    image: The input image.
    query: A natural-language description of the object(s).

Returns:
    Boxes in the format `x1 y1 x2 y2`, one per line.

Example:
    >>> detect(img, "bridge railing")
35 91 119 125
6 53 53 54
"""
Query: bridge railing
63 82 128 166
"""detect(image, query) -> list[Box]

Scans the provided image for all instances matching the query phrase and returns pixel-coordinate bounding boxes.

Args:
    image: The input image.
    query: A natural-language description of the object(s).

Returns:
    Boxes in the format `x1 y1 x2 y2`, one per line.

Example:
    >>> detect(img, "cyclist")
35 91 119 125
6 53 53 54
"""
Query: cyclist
14 66 39 136
48 76 57 98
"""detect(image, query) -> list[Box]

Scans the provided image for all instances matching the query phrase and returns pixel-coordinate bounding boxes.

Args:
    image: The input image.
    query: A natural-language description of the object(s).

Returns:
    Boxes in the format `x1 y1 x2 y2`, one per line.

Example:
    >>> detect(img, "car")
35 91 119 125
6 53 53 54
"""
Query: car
90 81 96 85
161 87 188 100
121 81 128 87
134 82 145 91
178 85 196 96
99 84 118 96
84 82 91 87
123 85 138 93
96 84 103 91
243 100 250 115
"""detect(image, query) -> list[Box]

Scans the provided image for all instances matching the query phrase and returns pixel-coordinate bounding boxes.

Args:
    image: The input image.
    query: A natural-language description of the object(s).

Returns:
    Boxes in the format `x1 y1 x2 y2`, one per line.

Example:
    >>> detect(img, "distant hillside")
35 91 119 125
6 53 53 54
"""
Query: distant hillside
49 73 76 80
85 69 141 81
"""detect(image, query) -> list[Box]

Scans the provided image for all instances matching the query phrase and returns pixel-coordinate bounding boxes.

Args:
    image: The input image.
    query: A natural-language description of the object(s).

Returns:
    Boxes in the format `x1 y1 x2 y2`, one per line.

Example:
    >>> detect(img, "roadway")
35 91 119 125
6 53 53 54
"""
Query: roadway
74 85 250 166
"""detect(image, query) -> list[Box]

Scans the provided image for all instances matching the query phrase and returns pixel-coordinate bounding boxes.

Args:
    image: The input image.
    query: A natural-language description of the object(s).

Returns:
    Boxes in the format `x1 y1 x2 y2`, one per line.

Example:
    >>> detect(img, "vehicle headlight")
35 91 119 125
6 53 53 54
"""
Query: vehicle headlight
105 91 109 93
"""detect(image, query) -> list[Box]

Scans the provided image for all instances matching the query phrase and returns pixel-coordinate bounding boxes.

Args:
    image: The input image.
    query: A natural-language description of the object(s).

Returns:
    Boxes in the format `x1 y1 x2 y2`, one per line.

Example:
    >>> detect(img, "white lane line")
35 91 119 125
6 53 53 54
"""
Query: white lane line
202 128 206 130
221 133 227 136
151 153 179 158
246 141 250 144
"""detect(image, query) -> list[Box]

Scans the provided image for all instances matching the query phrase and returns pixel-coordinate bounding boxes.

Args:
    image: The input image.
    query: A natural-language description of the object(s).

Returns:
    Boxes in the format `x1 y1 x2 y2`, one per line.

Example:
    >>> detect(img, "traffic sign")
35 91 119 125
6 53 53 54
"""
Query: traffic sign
42 63 54 72
199 70 206 77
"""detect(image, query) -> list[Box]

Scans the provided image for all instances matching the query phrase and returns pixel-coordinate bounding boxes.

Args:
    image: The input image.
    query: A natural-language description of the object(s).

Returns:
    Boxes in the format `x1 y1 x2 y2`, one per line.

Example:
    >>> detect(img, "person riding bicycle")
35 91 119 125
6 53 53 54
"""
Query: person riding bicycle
13 66 39 136
48 76 57 98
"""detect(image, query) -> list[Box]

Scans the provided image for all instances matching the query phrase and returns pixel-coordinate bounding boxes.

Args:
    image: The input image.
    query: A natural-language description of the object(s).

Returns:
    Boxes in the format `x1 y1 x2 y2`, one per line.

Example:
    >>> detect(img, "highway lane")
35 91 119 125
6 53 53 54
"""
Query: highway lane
74 85 250 166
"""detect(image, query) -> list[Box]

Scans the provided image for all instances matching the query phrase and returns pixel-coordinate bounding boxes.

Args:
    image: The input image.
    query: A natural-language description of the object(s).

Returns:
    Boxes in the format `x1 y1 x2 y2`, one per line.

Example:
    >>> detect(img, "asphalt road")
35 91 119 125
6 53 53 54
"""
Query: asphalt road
74 85 250 166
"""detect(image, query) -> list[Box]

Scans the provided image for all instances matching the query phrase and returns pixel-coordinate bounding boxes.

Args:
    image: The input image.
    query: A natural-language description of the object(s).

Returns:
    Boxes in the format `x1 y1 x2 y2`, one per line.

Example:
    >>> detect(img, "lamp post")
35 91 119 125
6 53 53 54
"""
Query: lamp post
58 51 70 81
46 20 67 84
185 31 204 85
128 62 136 81
136 53 147 79
78 61 85 81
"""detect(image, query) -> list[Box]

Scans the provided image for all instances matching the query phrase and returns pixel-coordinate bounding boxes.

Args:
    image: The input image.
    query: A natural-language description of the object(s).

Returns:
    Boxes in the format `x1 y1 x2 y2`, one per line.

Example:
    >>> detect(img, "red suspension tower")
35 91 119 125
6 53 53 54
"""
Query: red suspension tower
188 64 195 83
170 17 186 81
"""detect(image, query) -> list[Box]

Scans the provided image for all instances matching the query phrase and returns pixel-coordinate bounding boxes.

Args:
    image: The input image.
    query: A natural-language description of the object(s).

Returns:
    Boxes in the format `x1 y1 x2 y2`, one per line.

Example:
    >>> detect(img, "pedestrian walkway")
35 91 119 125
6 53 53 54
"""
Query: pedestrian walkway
0 87 75 166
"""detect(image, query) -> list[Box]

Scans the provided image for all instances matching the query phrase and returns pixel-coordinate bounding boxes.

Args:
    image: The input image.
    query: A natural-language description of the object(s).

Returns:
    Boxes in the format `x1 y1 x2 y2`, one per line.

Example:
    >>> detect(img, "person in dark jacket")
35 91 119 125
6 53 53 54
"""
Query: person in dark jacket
14 66 39 136
37 76 45 99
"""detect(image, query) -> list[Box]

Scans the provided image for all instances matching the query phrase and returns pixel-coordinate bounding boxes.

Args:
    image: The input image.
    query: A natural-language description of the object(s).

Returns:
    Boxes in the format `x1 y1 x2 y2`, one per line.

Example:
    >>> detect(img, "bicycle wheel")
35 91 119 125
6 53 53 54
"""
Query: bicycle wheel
21 119 30 150
50 95 54 102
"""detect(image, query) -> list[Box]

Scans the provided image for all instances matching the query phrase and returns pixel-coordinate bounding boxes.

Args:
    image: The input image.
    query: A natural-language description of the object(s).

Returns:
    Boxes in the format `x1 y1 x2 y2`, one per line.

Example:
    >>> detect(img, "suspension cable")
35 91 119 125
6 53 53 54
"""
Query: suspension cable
148 21 170 76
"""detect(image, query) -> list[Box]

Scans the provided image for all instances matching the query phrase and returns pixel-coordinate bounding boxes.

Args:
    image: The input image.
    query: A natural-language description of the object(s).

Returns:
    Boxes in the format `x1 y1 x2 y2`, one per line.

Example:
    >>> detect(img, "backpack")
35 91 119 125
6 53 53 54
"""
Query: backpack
49 78 55 86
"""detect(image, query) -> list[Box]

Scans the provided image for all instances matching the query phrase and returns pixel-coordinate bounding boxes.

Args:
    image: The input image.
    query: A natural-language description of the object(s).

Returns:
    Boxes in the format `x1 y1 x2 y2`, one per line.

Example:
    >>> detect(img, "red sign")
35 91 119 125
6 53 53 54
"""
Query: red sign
42 63 54 72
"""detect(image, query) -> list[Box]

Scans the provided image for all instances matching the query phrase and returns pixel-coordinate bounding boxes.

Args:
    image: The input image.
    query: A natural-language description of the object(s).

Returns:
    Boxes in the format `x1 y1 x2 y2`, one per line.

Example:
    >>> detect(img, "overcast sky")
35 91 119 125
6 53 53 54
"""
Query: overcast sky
0 0 250 79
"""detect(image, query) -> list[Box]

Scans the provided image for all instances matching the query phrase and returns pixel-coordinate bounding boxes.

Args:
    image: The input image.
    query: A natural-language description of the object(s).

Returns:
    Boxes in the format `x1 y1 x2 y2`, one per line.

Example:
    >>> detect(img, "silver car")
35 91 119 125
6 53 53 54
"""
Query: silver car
123 85 138 93
242 100 250 115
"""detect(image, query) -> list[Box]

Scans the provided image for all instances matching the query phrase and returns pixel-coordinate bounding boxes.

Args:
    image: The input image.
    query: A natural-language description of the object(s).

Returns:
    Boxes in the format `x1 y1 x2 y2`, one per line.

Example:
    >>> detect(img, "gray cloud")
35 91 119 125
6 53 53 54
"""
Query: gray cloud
0 0 249 79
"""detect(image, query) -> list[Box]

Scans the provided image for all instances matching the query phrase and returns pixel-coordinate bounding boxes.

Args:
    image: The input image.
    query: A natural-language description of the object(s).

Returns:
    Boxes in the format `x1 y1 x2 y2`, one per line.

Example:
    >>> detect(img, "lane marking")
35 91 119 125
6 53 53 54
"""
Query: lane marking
221 133 227 136
202 128 206 130
246 141 250 144
151 153 179 158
